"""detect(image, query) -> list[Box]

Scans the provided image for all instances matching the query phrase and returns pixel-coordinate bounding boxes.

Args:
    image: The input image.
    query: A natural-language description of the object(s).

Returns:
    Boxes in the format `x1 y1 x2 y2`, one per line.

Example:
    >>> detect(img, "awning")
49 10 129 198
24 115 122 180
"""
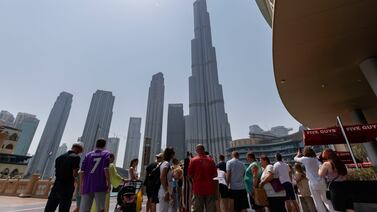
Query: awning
304 124 377 145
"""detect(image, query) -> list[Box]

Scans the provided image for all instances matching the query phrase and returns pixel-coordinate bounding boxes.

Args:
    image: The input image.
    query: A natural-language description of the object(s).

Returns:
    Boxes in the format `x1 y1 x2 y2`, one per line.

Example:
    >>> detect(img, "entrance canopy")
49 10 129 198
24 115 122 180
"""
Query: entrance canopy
304 123 377 145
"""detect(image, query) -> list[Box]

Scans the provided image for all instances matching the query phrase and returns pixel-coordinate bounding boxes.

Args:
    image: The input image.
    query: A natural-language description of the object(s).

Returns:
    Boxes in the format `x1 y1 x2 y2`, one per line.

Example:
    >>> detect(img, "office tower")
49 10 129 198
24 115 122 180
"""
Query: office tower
14 113 39 155
45 143 68 178
166 104 185 160
107 137 120 161
141 73 164 168
0 110 15 126
26 92 73 178
123 117 142 169
81 90 115 155
186 0 232 159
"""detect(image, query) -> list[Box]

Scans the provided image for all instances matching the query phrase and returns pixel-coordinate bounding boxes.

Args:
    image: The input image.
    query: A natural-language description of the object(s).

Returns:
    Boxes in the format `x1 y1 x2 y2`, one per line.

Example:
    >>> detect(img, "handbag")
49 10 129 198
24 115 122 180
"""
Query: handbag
254 187 269 206
270 178 284 192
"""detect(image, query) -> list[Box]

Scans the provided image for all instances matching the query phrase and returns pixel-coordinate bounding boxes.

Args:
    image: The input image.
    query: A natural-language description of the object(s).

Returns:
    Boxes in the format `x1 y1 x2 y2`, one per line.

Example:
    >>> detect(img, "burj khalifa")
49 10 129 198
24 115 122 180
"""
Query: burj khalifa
186 0 232 158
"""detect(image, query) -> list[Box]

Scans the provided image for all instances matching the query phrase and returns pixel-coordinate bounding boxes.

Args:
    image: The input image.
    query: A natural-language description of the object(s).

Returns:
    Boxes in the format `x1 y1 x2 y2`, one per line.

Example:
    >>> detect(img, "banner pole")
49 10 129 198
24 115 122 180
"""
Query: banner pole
336 116 359 170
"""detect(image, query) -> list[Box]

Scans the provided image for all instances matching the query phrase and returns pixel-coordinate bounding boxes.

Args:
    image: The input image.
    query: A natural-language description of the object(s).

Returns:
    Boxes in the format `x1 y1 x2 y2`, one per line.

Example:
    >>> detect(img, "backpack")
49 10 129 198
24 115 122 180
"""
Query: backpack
147 162 162 191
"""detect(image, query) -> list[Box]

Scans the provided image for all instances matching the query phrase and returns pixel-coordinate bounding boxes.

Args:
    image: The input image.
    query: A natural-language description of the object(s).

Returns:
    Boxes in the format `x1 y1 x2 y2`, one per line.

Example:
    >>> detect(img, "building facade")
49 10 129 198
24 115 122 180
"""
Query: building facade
14 113 39 155
123 117 141 169
167 104 185 160
0 126 21 154
185 0 232 159
26 92 73 178
142 73 164 168
107 137 120 161
81 90 115 155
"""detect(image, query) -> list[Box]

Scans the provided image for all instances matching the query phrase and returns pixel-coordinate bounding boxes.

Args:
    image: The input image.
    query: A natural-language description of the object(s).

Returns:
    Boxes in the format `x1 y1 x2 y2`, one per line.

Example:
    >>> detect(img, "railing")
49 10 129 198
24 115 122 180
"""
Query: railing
0 174 53 198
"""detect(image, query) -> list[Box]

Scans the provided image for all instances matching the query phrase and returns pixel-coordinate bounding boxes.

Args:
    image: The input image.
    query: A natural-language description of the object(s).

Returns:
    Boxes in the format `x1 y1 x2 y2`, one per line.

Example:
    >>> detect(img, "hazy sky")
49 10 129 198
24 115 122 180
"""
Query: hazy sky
0 0 299 166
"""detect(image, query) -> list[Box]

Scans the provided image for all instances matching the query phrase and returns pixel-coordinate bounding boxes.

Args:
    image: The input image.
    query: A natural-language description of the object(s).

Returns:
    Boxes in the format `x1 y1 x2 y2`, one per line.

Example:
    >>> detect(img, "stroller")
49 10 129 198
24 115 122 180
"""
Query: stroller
115 180 143 212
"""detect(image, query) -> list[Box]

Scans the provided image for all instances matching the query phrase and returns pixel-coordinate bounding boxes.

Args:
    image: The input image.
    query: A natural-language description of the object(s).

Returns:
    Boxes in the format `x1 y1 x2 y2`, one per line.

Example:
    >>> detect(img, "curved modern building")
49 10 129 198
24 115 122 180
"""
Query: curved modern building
255 0 377 165
227 131 304 164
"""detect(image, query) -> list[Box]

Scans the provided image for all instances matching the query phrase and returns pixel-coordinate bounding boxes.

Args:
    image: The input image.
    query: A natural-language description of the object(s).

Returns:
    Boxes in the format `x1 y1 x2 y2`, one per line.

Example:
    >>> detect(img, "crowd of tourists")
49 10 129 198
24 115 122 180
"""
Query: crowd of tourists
43 137 350 212
144 145 350 212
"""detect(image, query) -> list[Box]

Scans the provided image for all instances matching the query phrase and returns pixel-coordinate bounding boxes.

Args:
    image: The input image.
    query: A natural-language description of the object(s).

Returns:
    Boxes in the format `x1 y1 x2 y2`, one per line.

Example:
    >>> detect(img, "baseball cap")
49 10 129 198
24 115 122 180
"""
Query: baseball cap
155 153 163 158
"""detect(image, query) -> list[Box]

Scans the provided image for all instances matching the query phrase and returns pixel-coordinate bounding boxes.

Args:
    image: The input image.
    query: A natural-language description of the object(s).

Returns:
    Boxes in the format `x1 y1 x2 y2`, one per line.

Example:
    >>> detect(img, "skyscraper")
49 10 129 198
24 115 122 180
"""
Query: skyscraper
26 92 73 178
45 143 68 178
81 90 115 155
14 113 39 155
107 137 120 161
0 110 15 127
123 117 142 169
142 73 164 168
167 104 185 160
186 0 232 159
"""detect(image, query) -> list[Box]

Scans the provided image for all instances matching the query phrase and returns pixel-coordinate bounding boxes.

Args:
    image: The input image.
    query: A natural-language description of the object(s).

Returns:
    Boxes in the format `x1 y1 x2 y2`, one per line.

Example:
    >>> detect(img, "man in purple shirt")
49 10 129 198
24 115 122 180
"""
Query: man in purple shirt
80 139 111 212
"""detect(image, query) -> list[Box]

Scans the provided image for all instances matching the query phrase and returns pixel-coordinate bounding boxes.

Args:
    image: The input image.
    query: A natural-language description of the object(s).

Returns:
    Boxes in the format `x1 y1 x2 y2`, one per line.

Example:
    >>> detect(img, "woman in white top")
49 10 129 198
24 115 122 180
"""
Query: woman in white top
259 155 287 212
129 158 139 181
159 147 175 212
294 147 334 212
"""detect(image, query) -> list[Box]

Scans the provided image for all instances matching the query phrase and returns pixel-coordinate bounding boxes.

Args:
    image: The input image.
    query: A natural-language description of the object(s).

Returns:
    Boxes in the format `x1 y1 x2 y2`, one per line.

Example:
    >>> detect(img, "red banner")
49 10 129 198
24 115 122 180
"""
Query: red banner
304 124 377 145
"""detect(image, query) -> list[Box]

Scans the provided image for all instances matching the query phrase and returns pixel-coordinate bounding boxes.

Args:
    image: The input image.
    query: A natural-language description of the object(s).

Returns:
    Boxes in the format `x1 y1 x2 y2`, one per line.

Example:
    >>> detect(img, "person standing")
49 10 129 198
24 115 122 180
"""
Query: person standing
244 152 263 212
273 153 300 212
188 144 217 212
80 139 111 212
129 158 139 181
294 163 316 212
294 147 334 212
217 154 226 172
183 152 192 212
159 147 175 212
226 151 249 212
259 155 286 212
45 142 84 212
145 153 163 212
91 153 126 212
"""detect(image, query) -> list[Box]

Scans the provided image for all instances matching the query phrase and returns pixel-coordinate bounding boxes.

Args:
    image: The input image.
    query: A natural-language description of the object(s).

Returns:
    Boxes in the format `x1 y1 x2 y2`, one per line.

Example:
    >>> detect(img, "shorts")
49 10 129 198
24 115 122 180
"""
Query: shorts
230 189 249 211
249 193 264 210
282 182 296 200
80 192 106 211
146 188 159 204
219 184 231 199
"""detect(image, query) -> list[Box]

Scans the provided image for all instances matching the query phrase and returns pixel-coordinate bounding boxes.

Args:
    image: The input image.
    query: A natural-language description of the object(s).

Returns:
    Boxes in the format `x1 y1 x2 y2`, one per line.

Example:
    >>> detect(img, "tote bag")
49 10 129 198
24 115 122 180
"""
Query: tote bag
254 187 269 206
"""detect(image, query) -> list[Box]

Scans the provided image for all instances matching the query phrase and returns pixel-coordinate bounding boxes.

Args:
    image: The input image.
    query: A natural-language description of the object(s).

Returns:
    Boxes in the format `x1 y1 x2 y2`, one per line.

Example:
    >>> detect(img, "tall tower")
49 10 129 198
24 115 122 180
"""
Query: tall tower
166 104 185 160
123 117 142 169
13 113 39 155
186 0 232 159
81 90 115 155
26 92 73 178
142 73 164 168
107 137 120 161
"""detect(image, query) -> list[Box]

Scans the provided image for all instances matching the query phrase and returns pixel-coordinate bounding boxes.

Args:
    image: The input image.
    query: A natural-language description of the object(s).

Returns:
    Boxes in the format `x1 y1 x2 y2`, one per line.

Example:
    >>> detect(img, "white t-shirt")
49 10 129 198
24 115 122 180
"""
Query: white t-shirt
214 170 227 186
159 161 172 192
273 161 291 184
261 164 286 197
294 156 325 188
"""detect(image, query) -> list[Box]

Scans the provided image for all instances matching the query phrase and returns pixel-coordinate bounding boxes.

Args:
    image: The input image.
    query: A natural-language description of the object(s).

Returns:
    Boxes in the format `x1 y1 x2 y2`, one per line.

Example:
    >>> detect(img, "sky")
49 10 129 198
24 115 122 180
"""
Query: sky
0 0 300 166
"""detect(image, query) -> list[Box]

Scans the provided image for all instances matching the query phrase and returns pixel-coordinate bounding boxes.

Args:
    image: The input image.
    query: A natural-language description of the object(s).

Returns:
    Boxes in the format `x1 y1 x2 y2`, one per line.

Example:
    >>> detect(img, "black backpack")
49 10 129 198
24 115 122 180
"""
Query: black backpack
146 162 162 190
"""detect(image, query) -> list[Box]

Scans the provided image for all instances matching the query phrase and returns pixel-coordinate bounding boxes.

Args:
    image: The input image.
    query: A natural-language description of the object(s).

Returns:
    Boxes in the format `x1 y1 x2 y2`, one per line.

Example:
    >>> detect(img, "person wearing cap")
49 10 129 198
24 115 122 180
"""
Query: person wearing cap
45 142 84 212
145 153 163 212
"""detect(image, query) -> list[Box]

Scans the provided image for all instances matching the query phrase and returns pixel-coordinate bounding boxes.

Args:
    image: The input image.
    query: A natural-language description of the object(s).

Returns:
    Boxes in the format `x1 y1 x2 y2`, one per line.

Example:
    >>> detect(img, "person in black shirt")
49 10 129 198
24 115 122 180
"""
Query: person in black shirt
45 142 83 212
145 153 163 212
217 154 226 172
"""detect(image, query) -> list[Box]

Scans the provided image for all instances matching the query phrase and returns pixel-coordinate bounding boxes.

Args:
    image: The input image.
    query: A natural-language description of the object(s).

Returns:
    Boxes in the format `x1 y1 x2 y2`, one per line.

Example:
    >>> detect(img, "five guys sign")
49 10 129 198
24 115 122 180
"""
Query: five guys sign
304 124 377 145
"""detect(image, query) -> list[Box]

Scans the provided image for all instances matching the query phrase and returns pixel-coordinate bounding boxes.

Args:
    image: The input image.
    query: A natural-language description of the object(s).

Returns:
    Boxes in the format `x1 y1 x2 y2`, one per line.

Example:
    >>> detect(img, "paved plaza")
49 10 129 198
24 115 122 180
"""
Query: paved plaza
0 195 148 212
